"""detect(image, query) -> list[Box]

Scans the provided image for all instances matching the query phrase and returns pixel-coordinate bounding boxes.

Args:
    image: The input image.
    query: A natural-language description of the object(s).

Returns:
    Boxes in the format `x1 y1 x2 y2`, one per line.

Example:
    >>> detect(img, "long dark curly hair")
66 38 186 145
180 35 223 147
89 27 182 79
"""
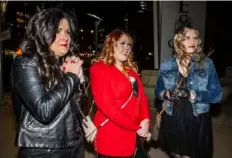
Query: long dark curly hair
20 8 85 101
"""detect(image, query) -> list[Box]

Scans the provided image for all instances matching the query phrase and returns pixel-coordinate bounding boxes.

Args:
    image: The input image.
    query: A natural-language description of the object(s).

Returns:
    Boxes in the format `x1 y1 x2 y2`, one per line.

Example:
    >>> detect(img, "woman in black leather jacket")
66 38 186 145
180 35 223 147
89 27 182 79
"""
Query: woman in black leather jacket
11 8 85 158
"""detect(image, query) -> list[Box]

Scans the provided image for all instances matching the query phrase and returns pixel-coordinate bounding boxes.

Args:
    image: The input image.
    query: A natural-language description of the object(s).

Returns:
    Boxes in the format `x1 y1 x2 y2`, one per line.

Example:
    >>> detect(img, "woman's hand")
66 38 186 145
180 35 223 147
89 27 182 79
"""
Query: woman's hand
162 89 177 101
61 56 85 82
137 119 150 138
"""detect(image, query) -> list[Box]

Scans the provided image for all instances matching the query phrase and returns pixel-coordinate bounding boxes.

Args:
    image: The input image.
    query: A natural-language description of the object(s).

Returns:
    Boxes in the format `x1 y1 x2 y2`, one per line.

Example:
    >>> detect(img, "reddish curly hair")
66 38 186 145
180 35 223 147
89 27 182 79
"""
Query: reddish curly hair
92 29 138 73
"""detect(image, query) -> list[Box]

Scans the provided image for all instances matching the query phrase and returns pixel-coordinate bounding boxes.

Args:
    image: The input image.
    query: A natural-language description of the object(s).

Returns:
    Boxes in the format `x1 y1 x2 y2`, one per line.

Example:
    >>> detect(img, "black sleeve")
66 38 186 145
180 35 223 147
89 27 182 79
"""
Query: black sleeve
11 57 79 124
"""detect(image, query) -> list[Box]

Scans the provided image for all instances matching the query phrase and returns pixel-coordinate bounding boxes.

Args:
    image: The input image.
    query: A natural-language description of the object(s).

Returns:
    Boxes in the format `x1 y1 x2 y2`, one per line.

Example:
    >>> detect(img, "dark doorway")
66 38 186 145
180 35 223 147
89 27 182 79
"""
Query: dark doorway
204 2 232 77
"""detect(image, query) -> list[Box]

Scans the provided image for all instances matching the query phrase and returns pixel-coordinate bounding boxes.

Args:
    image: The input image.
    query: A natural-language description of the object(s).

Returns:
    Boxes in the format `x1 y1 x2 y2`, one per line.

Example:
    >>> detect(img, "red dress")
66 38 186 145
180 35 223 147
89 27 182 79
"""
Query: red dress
90 61 150 157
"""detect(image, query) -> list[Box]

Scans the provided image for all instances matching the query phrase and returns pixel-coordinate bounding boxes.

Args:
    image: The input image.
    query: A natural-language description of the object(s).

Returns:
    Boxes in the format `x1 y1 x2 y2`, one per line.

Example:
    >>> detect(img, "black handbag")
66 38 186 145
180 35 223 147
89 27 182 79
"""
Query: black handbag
133 135 150 158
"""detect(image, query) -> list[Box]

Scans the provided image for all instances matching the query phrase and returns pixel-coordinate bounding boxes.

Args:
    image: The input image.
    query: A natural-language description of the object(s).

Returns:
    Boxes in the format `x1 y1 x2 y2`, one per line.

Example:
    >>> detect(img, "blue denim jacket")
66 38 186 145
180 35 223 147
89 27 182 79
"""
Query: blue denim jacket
155 56 222 116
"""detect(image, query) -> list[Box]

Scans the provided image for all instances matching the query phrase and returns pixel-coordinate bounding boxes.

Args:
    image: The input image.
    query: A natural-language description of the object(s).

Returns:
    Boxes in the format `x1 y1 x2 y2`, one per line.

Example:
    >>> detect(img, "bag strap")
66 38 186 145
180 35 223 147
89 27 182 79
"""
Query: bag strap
84 82 95 116
84 80 134 128
76 73 134 126
157 63 195 118
88 100 95 116
157 50 214 117
98 75 135 127
99 90 133 127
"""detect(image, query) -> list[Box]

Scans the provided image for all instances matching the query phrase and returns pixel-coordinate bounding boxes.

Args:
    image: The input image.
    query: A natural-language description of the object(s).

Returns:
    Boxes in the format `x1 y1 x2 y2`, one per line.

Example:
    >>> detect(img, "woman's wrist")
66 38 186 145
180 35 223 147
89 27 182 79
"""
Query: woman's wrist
142 118 150 123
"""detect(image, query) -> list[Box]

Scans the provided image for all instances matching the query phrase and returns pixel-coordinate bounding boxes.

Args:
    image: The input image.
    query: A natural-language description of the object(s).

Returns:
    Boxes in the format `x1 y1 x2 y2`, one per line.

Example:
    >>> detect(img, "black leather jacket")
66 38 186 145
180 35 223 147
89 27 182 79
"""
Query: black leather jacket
11 55 82 148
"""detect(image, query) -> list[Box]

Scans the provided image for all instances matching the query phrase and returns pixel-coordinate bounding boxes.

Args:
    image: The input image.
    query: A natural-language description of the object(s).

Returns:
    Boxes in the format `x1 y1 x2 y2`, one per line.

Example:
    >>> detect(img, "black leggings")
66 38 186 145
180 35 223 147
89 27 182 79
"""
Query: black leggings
17 137 84 158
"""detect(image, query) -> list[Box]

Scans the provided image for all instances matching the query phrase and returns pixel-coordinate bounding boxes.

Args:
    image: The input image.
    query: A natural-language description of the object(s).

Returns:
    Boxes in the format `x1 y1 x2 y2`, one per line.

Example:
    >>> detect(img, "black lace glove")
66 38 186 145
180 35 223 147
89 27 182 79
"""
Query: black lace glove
162 89 177 102
174 88 190 99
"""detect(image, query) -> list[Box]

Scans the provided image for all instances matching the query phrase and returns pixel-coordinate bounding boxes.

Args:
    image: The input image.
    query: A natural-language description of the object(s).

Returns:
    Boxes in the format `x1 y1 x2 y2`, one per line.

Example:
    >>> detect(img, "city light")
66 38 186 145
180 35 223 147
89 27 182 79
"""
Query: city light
1 0 8 14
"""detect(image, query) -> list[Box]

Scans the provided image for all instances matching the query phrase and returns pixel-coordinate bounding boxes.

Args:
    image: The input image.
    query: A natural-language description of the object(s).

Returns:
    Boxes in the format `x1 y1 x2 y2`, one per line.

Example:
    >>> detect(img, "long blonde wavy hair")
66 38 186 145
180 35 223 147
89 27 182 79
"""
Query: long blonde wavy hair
92 29 138 74
174 26 203 72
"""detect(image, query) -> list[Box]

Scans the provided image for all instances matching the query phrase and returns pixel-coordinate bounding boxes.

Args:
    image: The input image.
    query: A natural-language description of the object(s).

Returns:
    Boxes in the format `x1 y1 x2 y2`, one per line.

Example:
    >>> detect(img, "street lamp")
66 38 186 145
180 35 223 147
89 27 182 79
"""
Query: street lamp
87 13 103 53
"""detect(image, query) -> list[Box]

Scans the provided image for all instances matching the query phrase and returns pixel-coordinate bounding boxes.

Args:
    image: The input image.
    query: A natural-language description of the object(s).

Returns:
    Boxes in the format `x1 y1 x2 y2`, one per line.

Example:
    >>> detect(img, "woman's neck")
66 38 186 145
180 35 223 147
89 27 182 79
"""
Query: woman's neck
114 61 123 72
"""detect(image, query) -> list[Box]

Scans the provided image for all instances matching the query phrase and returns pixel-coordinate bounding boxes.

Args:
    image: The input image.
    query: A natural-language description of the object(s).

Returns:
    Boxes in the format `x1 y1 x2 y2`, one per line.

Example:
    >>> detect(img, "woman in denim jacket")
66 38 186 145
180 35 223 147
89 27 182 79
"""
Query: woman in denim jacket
155 25 222 158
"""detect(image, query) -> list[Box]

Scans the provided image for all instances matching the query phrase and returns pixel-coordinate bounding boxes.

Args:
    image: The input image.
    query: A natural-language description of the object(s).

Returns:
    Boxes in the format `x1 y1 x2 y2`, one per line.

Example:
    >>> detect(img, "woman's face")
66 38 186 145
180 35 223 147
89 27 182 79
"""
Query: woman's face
50 18 71 57
182 29 200 54
113 34 132 64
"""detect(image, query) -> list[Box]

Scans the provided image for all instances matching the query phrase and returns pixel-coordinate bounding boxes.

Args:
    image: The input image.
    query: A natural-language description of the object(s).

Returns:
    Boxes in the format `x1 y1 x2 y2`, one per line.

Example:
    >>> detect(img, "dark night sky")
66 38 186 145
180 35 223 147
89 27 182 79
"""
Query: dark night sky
57 1 143 32
48 1 126 29
9 1 139 31
4 1 150 50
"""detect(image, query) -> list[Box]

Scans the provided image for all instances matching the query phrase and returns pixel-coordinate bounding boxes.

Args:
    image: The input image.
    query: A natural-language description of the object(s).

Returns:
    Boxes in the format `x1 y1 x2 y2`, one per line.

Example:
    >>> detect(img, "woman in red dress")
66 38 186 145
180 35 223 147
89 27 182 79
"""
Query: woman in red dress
90 29 151 157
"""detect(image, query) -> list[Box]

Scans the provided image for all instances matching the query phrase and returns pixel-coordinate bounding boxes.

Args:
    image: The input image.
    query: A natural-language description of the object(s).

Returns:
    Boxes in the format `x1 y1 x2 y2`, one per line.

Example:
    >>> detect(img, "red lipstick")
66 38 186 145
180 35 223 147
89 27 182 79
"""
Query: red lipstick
60 44 68 47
